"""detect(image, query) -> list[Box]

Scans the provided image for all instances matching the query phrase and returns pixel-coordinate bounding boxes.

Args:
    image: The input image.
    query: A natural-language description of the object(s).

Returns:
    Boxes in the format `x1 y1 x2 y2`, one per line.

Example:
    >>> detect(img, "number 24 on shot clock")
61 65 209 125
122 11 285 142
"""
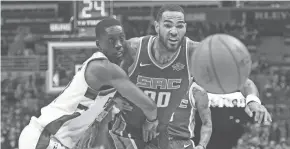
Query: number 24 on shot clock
79 0 106 19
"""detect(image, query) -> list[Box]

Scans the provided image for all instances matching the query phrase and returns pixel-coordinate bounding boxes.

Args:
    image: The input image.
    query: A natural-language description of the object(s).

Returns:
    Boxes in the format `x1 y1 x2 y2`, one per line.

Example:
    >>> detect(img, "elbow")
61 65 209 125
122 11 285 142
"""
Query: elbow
202 121 213 130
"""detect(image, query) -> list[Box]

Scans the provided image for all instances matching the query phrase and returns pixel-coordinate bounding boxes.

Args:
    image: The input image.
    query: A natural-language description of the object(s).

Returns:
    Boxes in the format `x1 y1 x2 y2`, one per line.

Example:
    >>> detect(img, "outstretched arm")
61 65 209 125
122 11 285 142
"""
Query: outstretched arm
240 78 260 104
85 59 157 121
186 38 271 124
190 83 212 149
240 78 272 124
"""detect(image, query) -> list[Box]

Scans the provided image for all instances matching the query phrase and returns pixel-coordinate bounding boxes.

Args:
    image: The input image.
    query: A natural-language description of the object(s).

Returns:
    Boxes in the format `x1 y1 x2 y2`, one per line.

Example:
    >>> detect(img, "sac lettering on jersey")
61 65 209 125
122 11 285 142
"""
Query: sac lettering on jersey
136 75 182 89
136 75 182 107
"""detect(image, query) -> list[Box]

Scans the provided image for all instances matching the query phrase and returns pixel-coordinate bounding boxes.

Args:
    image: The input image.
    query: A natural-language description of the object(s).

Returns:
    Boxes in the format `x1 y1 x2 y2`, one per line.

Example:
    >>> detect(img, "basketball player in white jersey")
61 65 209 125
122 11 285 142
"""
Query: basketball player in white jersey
18 18 158 149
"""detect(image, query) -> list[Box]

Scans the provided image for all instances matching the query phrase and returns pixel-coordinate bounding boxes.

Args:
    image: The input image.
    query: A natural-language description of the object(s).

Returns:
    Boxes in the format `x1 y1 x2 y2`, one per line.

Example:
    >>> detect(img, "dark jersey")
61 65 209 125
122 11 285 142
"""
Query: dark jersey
111 36 191 139
167 83 197 139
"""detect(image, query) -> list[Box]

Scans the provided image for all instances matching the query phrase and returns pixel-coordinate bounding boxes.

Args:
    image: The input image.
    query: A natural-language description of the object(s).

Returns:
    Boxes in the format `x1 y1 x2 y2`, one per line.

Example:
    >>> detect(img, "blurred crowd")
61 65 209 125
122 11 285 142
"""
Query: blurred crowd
1 72 53 149
125 16 260 46
232 122 290 149
1 18 290 149
1 26 47 57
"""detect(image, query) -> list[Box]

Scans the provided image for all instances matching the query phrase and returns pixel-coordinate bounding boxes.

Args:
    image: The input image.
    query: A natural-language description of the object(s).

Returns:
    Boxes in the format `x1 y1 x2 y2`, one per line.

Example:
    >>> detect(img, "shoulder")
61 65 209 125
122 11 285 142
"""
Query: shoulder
186 37 200 56
126 37 143 58
86 59 127 82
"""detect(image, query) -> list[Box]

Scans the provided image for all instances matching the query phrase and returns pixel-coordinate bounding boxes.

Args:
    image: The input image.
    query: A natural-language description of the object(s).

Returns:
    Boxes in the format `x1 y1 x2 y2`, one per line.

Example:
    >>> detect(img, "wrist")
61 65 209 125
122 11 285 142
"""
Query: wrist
145 109 157 122
146 117 158 123
246 94 261 105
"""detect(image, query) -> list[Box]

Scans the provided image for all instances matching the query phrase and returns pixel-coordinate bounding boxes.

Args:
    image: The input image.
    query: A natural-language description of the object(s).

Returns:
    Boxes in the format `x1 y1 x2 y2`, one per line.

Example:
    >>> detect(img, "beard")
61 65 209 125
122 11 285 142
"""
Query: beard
159 33 183 52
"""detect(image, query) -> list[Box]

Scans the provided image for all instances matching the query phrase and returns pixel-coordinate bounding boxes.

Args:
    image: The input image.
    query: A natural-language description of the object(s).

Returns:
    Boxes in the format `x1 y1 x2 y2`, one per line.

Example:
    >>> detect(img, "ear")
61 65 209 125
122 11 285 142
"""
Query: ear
154 21 159 34
184 22 187 29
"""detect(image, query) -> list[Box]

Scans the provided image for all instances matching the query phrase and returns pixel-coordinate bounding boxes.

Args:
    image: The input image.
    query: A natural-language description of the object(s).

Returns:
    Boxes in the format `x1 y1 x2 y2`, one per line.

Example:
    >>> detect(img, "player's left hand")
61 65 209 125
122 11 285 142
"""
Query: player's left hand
245 101 272 124
142 119 159 142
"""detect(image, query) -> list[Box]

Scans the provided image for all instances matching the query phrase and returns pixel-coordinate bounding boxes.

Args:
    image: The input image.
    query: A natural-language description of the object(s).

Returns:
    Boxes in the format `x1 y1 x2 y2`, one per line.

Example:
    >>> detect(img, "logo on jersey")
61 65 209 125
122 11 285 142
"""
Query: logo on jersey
172 62 185 71
184 144 191 148
136 75 181 89
136 75 182 107
140 62 151 67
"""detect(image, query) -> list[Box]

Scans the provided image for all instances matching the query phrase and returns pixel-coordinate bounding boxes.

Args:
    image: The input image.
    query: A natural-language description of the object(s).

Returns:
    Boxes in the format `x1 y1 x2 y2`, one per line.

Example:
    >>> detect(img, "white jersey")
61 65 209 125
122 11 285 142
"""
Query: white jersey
30 52 116 148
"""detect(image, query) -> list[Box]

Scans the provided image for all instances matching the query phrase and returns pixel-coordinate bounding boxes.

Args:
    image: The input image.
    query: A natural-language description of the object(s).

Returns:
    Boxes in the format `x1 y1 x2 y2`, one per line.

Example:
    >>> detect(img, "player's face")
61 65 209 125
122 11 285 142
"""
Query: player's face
155 11 186 52
98 25 126 64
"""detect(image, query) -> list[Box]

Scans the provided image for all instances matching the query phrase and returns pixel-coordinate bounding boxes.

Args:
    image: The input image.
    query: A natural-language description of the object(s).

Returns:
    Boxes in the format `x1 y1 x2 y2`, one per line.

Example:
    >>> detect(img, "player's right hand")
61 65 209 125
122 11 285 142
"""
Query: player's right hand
114 96 133 111
142 118 159 142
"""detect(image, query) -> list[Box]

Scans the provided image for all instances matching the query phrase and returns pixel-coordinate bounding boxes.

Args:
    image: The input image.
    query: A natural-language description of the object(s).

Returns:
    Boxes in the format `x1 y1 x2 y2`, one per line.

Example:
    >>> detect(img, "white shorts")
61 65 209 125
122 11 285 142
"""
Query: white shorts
18 119 69 149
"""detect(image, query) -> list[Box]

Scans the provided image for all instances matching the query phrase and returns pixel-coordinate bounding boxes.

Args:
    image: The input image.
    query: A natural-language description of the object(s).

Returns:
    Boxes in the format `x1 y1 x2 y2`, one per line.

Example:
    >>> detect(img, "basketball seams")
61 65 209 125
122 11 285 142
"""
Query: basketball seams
217 36 241 90
208 35 226 94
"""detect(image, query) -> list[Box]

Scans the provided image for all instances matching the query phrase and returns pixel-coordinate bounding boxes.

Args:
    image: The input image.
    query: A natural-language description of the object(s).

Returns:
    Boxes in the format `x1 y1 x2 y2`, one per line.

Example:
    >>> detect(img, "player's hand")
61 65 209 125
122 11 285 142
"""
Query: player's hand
142 118 159 142
114 97 133 111
245 101 272 125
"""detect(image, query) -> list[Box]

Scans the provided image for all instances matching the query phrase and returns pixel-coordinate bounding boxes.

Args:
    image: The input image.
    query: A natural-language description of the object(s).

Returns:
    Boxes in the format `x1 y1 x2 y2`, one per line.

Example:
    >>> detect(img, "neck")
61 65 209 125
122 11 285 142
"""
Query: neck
152 37 180 65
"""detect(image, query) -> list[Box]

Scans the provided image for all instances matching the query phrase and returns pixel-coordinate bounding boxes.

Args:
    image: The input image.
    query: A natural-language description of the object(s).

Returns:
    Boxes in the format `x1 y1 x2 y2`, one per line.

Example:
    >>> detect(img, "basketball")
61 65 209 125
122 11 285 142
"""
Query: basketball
190 34 252 94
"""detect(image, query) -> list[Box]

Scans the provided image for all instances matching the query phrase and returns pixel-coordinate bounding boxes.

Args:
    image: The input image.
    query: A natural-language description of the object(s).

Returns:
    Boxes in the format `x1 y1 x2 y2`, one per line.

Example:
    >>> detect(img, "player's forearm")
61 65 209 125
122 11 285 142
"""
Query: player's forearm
240 78 259 97
113 80 157 121
130 93 157 121
191 83 212 148
127 93 157 121
199 120 212 148
198 107 212 148
240 78 262 105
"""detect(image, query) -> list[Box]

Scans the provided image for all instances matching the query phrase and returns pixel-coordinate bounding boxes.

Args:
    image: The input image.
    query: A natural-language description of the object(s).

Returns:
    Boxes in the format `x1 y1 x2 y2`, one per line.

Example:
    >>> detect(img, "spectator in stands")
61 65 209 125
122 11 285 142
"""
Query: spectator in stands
269 122 282 143
1 38 9 55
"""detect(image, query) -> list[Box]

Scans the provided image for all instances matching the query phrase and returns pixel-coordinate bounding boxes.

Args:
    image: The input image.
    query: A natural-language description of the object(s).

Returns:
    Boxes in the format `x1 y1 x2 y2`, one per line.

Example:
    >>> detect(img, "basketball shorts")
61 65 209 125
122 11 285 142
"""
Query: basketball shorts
109 131 195 149
167 138 195 149
109 131 150 149
156 131 195 149
18 120 69 149
152 130 196 149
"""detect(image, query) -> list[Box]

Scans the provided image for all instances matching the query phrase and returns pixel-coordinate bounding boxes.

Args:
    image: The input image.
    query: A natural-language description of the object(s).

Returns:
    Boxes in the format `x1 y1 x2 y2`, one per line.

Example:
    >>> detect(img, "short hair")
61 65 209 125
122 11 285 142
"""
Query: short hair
95 17 122 38
156 4 185 21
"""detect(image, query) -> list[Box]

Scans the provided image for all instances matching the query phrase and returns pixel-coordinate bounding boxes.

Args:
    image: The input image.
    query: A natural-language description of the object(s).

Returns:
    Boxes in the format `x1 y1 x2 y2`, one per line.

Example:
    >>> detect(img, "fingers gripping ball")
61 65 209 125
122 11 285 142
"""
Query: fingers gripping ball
191 34 252 94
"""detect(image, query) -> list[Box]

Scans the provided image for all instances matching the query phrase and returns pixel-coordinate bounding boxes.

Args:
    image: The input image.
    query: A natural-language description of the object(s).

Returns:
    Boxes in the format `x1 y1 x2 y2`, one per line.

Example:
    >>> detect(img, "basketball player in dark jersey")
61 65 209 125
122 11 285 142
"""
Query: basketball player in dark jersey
109 5 210 149
108 4 272 149
70 5 270 149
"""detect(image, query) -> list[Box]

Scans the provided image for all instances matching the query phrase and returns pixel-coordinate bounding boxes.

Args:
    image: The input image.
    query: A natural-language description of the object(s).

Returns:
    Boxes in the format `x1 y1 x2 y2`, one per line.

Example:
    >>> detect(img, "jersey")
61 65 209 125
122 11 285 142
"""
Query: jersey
167 82 197 139
31 52 117 148
111 35 191 139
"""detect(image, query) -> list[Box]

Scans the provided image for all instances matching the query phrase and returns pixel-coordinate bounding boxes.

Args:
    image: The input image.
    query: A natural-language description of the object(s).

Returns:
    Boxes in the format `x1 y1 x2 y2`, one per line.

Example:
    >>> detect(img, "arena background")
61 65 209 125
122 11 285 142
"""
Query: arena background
1 1 290 149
